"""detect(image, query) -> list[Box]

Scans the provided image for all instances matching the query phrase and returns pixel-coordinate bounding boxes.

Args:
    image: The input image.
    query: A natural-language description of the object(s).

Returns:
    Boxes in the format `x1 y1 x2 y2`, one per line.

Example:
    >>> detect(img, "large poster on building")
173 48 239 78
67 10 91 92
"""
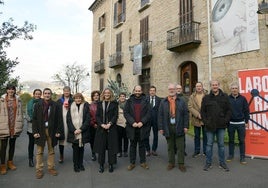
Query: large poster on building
133 43 142 75
238 68 268 159
211 0 259 58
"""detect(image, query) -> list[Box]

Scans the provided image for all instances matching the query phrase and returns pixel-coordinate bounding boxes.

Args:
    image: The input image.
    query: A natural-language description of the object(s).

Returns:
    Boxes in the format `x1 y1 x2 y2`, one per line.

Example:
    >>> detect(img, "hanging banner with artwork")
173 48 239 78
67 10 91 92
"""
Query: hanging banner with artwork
238 68 268 159
133 43 142 75
211 0 260 57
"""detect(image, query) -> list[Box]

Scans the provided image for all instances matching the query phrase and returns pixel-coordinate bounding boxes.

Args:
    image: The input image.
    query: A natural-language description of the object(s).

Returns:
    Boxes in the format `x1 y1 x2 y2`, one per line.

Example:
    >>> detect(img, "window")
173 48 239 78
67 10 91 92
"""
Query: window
140 16 149 42
179 0 193 25
98 13 106 31
116 74 122 87
114 0 126 27
100 42 104 60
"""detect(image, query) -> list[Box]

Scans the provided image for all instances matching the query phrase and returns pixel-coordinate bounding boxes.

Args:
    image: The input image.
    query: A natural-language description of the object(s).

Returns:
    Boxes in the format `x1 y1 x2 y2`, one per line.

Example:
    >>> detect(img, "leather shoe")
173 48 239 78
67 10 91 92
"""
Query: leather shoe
48 168 58 176
99 165 104 173
36 170 43 179
178 164 186 172
80 165 85 171
151 151 158 156
140 163 149 169
74 165 80 172
127 164 135 171
109 164 113 173
167 163 175 170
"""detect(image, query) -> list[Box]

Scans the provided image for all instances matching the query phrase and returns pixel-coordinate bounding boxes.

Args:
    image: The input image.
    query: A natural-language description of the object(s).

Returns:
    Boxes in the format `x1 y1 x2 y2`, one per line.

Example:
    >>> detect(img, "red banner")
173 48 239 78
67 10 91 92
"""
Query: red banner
238 68 268 159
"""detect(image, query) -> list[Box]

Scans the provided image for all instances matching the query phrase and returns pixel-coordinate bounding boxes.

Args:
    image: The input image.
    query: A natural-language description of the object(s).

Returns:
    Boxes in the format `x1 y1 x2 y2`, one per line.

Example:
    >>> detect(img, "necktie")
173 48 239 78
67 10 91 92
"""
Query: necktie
150 96 154 107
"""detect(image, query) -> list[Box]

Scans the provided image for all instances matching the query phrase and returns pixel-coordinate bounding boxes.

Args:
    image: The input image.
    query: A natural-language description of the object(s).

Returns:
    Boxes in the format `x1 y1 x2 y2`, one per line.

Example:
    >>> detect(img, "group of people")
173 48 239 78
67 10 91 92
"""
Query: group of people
0 79 249 178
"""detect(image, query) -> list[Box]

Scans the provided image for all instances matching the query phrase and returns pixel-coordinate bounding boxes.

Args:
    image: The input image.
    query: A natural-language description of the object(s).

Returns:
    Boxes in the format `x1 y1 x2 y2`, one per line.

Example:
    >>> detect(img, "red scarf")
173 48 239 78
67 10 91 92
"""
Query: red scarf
167 96 176 118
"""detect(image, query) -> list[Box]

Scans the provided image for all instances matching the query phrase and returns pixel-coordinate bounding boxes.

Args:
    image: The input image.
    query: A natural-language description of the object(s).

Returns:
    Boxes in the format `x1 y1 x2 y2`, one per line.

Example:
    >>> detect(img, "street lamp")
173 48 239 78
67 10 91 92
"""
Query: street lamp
257 0 268 14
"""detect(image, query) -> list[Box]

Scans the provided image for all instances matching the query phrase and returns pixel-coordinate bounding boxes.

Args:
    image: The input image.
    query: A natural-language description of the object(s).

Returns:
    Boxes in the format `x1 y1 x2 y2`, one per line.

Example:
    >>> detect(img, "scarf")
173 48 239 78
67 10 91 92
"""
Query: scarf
102 101 110 124
119 101 126 110
5 95 17 137
167 96 176 118
70 102 84 147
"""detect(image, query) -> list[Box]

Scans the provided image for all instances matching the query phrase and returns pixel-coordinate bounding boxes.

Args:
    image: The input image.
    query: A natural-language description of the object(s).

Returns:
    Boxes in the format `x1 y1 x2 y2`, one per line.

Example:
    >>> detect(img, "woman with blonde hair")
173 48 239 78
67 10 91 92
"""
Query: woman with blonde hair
94 88 118 173
67 93 90 172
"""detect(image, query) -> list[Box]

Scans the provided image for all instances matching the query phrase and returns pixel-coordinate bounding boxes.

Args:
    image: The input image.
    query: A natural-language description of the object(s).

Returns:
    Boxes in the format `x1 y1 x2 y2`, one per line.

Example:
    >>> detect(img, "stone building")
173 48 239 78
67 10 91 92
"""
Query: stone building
89 0 268 97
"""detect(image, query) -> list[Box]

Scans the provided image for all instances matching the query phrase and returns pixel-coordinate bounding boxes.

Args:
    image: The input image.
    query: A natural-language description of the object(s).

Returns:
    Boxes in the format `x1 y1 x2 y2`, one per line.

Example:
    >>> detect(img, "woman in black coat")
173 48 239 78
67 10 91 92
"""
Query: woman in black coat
67 93 90 172
93 88 118 173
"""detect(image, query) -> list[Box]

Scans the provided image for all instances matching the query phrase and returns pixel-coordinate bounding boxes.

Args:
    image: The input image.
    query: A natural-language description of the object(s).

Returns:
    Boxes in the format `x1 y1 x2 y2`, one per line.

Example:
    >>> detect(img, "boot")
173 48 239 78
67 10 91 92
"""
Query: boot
7 160 17 170
0 164 7 175
29 159 34 167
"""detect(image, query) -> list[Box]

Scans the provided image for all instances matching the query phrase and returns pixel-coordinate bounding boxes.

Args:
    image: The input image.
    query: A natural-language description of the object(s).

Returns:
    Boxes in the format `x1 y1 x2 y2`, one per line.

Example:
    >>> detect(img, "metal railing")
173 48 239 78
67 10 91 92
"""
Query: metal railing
167 21 200 49
109 51 123 68
94 59 105 73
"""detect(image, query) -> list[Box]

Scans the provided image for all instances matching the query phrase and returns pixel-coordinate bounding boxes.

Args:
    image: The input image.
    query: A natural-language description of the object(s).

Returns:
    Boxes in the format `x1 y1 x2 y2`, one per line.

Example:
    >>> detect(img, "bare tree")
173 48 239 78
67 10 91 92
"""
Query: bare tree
52 62 89 93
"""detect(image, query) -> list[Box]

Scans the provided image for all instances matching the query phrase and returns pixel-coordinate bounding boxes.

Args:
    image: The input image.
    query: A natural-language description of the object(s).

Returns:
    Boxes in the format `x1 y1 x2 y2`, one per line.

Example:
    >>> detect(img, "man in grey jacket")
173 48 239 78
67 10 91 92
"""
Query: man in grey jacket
158 83 189 172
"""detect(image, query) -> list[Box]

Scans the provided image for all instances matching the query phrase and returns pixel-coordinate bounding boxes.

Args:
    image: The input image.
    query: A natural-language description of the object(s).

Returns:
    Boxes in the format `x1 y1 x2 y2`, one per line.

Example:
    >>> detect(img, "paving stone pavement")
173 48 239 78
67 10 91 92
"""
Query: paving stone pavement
0 126 267 188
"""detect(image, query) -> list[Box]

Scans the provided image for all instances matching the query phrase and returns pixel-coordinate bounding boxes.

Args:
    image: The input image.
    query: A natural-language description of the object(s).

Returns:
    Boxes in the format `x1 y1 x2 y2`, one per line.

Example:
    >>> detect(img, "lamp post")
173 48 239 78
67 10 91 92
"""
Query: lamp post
257 0 268 14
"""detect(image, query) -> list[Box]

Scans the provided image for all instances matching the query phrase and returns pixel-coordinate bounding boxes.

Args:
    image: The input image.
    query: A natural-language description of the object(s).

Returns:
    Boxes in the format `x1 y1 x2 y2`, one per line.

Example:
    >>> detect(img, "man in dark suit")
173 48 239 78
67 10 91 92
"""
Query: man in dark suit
145 86 161 156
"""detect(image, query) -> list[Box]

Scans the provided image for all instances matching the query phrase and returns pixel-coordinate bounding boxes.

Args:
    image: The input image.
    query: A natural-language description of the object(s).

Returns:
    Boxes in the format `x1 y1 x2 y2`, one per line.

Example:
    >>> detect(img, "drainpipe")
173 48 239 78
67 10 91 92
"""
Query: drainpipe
207 0 212 82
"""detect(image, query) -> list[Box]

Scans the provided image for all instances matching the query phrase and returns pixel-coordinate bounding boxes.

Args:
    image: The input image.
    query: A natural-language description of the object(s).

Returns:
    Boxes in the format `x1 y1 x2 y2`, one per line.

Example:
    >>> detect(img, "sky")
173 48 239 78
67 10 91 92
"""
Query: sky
1 0 95 83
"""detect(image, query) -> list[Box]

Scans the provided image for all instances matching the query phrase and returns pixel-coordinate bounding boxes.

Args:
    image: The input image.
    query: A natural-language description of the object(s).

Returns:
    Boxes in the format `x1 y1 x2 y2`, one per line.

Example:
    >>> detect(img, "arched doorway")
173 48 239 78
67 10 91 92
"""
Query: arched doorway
180 62 197 95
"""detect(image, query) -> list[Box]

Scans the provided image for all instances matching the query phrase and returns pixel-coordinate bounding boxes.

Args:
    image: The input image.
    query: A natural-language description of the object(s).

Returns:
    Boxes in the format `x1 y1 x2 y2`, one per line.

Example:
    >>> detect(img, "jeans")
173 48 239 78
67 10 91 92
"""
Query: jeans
206 128 225 164
194 126 207 154
228 123 246 158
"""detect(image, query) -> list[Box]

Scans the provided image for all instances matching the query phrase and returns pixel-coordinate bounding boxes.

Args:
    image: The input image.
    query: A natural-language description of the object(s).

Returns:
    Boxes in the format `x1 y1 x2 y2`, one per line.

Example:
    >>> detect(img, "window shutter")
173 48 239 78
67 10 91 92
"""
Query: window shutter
114 2 118 26
116 32 122 52
100 42 104 60
122 0 126 22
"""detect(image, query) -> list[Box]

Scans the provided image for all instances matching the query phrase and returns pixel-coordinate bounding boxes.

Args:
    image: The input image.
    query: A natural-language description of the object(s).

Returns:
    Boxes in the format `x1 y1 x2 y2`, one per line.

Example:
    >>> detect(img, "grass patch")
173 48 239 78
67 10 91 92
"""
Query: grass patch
187 124 239 144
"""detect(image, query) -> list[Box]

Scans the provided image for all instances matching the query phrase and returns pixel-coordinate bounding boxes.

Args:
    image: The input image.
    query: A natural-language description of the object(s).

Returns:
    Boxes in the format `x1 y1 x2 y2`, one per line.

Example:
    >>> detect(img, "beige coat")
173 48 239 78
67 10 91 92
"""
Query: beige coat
0 94 23 138
117 106 126 128
188 91 206 127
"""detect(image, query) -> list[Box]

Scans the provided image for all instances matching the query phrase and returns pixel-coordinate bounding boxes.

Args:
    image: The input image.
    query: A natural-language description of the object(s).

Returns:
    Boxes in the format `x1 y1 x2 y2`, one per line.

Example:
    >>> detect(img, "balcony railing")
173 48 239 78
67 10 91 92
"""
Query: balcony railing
167 21 201 52
130 40 152 62
94 59 105 74
109 52 123 68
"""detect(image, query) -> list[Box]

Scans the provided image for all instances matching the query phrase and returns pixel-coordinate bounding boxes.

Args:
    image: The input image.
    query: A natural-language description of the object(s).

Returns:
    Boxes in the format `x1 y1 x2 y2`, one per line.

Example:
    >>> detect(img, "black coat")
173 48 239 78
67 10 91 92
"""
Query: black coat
147 95 161 127
201 89 232 131
124 94 151 140
158 97 189 137
66 102 90 144
32 99 63 147
93 100 119 155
